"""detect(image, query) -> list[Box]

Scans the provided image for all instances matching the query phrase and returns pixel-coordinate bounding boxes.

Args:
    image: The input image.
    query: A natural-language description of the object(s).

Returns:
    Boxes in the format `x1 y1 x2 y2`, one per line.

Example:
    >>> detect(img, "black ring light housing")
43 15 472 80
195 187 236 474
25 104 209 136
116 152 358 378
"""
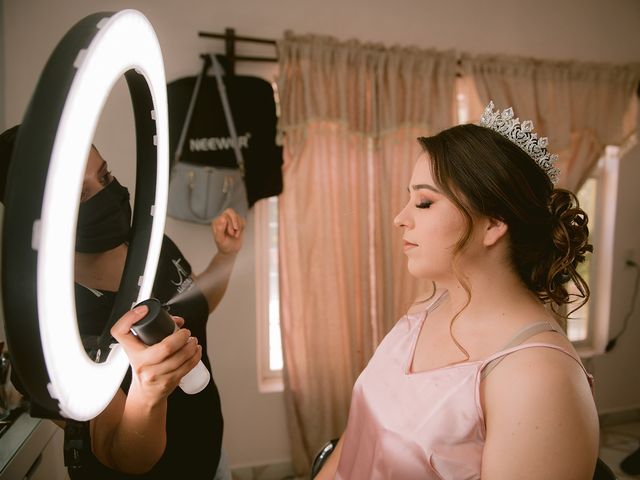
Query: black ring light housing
1 10 169 420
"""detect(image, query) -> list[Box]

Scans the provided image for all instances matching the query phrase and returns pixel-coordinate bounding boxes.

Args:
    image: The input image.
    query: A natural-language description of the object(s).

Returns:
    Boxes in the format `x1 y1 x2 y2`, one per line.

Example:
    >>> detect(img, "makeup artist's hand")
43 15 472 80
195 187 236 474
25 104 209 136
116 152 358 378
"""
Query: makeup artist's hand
111 306 202 405
211 208 245 255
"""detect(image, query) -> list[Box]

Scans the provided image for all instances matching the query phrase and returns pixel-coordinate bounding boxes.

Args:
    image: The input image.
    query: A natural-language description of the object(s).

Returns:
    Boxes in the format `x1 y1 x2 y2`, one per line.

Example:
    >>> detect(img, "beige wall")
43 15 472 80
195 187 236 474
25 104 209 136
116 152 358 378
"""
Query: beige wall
3 0 640 468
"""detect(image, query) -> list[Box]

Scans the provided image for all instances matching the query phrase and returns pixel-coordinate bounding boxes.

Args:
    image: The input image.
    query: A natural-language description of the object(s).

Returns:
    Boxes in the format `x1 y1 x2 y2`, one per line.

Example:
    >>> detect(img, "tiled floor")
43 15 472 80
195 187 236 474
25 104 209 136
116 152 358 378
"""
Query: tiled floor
600 419 640 479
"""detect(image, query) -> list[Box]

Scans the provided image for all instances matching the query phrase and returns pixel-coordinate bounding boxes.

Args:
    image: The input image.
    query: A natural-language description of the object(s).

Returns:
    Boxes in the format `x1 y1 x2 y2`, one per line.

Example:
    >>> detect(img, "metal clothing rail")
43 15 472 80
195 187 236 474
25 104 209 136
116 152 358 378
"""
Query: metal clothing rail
198 28 278 75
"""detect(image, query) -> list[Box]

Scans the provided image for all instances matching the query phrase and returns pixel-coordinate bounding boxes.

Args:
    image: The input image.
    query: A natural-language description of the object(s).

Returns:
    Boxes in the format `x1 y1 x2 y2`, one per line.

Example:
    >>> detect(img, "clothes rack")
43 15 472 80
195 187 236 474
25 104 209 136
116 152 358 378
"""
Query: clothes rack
198 28 278 75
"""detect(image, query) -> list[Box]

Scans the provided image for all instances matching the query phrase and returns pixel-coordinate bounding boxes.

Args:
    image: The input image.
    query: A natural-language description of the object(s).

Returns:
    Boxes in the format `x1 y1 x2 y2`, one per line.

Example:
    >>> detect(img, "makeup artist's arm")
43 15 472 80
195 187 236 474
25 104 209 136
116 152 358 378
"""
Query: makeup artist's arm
192 208 245 313
89 306 201 474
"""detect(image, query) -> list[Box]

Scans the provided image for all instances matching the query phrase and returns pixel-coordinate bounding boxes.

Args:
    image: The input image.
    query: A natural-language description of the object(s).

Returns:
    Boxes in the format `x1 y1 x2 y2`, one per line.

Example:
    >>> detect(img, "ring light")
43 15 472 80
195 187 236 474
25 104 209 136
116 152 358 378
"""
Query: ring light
2 10 169 420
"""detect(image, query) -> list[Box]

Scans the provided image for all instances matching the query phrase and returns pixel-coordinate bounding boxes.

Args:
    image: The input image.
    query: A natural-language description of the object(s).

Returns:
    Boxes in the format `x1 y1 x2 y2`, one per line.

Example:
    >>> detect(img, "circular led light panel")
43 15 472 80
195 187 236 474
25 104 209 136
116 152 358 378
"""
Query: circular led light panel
2 10 169 420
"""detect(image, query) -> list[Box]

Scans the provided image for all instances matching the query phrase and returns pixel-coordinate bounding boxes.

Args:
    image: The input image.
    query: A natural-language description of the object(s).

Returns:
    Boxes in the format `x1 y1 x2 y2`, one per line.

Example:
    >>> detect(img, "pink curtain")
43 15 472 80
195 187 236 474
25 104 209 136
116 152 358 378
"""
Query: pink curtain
276 32 457 473
461 54 640 190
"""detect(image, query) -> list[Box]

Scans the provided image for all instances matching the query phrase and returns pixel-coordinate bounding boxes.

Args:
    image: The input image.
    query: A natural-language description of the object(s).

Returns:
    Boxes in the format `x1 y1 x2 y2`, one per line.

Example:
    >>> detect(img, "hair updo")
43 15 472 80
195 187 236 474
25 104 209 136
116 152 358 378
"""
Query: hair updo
417 124 592 320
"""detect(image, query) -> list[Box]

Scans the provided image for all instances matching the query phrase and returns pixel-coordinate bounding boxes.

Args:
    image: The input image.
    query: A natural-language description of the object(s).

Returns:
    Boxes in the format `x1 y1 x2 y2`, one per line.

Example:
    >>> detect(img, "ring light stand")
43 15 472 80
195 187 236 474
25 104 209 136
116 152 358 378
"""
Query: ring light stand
2 10 169 421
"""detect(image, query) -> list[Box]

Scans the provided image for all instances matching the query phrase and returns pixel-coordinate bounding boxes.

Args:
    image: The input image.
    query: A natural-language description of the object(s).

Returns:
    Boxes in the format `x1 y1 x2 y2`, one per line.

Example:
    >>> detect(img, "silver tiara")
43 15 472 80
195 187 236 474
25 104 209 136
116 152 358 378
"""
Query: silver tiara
479 101 560 184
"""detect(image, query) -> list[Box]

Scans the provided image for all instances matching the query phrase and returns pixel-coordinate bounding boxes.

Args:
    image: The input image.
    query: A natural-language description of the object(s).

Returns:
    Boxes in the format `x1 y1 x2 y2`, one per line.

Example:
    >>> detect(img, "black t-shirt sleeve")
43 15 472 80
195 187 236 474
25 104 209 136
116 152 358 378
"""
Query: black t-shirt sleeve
151 236 210 350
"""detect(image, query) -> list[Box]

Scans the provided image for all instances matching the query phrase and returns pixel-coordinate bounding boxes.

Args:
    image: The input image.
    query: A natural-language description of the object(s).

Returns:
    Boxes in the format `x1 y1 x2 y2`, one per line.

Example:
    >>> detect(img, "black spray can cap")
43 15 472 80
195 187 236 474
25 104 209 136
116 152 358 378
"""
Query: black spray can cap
130 298 175 345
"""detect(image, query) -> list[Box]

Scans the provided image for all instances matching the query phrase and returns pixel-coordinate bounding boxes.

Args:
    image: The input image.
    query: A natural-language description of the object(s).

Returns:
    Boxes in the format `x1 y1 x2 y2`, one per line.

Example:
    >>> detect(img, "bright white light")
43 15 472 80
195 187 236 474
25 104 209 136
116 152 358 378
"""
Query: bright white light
37 10 169 420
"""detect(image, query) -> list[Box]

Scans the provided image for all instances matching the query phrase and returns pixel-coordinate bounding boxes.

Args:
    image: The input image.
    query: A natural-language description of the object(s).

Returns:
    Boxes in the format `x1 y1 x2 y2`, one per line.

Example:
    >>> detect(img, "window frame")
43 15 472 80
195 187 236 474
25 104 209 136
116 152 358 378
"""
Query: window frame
573 147 620 357
255 196 284 392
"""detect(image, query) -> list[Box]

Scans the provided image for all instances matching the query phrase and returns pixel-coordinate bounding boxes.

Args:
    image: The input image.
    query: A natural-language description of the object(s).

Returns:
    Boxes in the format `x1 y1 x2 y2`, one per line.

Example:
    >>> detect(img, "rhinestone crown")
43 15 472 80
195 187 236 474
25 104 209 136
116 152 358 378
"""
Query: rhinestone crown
479 101 560 184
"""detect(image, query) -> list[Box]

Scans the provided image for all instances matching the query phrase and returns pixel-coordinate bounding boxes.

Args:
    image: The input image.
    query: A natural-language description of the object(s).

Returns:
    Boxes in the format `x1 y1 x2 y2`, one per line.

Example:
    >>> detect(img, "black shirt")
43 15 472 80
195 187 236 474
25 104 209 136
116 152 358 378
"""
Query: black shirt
69 236 223 479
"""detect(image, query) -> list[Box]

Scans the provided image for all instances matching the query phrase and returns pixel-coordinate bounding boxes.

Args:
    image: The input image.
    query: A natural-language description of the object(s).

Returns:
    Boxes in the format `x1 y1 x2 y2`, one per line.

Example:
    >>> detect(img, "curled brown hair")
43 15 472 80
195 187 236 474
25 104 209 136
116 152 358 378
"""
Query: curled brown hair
418 124 592 326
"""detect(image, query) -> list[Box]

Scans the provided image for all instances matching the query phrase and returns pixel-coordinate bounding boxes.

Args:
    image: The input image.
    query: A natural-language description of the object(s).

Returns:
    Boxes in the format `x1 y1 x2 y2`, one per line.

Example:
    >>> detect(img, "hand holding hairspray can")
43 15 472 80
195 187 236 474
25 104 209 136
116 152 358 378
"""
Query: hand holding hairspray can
129 298 209 394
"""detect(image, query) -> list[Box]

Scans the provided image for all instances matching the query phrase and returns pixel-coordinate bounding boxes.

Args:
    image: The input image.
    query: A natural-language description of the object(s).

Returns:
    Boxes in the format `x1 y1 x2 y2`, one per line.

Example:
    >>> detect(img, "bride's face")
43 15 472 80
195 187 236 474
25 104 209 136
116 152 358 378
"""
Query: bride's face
394 154 468 281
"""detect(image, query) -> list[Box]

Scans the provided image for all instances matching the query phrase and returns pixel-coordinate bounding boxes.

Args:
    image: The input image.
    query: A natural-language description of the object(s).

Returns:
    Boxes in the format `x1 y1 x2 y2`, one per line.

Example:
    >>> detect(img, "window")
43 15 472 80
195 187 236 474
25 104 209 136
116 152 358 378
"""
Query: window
255 196 284 391
566 176 597 342
568 147 621 354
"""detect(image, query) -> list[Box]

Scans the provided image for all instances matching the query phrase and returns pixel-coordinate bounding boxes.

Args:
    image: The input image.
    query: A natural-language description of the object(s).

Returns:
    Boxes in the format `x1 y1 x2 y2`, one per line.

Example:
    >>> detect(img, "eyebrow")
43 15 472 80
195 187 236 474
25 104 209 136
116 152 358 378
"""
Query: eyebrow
409 184 440 193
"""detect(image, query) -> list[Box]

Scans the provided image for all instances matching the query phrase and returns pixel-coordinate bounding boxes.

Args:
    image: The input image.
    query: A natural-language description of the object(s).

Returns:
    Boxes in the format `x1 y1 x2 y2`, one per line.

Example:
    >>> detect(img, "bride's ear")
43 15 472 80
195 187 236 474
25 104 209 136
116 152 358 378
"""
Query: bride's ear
483 217 508 247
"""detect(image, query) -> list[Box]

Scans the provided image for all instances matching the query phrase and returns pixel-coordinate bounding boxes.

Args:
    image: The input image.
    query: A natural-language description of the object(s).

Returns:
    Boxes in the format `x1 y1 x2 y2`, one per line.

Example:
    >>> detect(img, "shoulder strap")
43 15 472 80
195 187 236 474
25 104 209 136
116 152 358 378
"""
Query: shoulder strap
427 290 448 313
481 322 561 380
211 55 246 176
502 321 562 350
480 342 594 390
174 55 212 164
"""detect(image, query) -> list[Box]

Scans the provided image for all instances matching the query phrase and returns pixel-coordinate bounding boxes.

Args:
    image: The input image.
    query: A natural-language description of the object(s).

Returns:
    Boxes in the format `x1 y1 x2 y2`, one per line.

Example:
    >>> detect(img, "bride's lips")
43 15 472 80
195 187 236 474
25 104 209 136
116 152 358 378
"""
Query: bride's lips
403 240 418 251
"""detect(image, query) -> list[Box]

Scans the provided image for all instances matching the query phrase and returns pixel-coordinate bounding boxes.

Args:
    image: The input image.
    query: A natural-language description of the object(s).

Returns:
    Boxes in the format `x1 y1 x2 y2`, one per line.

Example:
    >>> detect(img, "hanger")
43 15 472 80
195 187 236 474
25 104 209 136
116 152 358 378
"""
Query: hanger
198 27 278 76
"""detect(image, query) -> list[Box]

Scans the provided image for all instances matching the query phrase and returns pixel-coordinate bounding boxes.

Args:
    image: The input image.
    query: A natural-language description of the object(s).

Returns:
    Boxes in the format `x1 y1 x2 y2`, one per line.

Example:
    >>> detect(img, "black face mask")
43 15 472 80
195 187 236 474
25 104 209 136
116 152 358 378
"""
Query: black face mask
75 178 132 253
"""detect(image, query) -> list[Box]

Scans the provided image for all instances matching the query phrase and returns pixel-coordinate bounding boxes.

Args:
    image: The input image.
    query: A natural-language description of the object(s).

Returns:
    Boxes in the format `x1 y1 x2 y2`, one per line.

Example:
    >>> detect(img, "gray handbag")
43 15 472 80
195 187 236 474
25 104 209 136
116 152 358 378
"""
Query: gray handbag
167 55 248 224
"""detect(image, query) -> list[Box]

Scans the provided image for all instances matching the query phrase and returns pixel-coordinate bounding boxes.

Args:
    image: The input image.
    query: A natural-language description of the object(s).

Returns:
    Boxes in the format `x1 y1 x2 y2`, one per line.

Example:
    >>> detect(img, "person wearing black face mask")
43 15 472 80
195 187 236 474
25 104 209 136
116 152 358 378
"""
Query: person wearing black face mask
72 146 134 298
0 125 244 480
75 177 132 254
